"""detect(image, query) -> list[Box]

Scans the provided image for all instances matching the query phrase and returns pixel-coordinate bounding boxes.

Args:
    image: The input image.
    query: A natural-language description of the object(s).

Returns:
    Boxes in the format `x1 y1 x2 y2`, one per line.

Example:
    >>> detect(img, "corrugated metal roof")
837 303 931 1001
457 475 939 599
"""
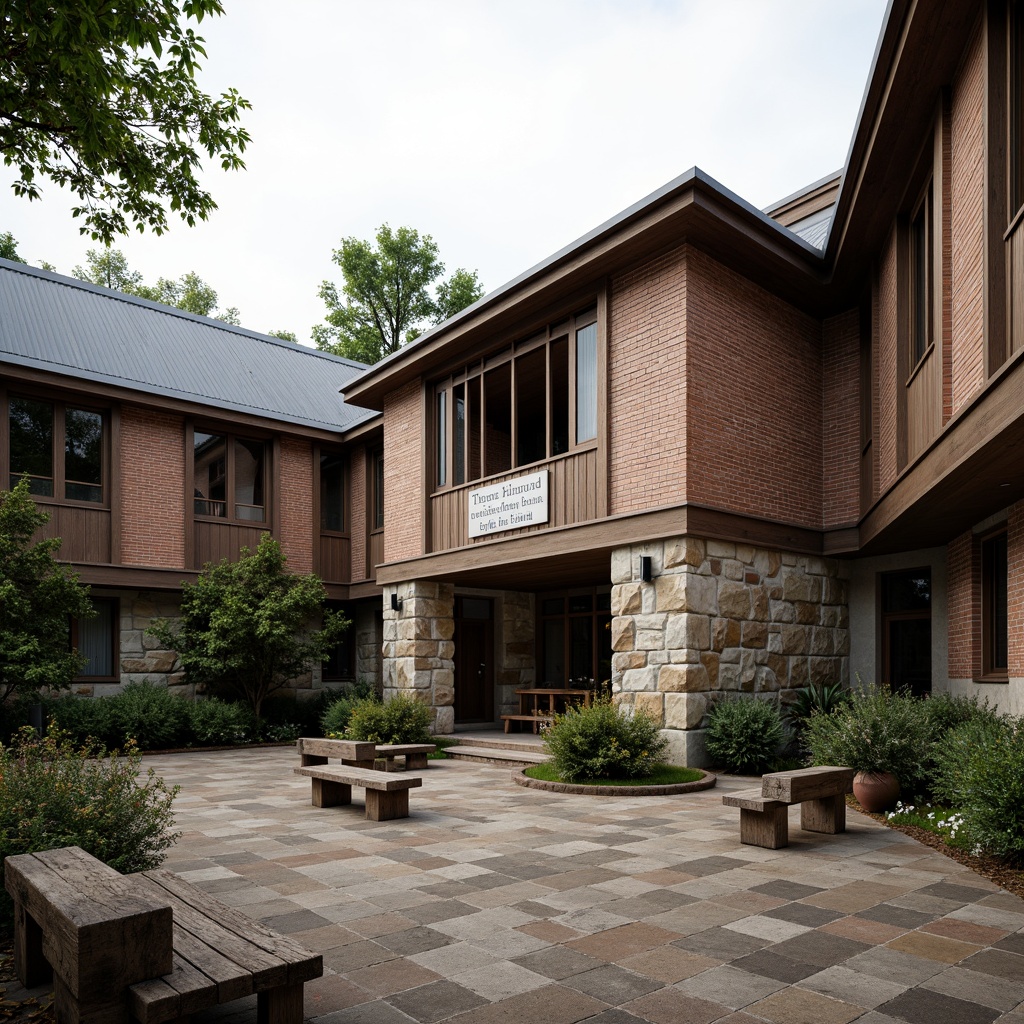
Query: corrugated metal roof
0 257 377 434
786 205 835 250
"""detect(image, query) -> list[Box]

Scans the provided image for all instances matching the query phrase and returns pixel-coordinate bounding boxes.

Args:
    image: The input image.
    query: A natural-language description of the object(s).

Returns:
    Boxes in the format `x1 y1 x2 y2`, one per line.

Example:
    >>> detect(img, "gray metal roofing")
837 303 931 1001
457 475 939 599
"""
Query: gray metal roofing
786 205 835 250
0 258 377 433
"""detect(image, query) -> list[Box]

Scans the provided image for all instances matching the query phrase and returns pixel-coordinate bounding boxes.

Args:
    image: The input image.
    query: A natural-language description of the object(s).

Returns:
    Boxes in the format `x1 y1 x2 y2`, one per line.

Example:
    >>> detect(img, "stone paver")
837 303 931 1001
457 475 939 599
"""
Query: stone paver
110 748 1024 1023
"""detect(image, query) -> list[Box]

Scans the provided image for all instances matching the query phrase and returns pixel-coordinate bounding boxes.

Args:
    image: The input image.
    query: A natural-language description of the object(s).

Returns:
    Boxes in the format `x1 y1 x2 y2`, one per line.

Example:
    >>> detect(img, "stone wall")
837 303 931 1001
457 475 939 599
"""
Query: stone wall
611 536 849 766
497 591 536 716
382 582 455 734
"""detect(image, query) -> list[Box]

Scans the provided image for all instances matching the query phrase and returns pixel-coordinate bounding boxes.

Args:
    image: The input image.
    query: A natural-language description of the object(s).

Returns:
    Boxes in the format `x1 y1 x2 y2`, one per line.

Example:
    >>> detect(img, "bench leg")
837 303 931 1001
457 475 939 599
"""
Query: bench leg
311 777 351 808
257 982 304 1024
54 973 130 1024
801 794 846 834
739 806 789 849
383 757 399 773
301 754 328 767
13 901 50 988
364 789 410 821
405 753 428 770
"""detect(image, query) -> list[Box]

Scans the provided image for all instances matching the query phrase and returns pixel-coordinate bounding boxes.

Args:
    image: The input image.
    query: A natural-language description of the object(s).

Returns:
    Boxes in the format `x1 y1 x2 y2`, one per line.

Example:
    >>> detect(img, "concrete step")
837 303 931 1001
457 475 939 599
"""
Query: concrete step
445 745 549 766
452 734 546 754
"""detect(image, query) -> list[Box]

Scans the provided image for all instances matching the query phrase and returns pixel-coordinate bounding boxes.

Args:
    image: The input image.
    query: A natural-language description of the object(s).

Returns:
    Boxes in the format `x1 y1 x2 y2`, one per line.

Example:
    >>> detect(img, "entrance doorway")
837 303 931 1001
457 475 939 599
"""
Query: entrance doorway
538 588 612 697
880 568 931 697
453 596 494 723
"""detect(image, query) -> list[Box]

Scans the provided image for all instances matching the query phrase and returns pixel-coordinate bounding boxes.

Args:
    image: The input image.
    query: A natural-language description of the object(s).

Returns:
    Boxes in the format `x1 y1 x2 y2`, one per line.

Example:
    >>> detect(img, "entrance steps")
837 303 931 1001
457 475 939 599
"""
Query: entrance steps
443 730 549 766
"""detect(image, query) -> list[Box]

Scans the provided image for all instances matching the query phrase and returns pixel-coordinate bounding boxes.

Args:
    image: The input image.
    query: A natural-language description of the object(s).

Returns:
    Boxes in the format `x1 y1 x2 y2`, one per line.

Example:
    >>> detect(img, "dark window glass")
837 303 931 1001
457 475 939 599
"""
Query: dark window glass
484 364 512 475
541 598 564 616
64 408 103 502
193 432 227 516
454 384 466 485
74 598 116 678
983 532 1009 675
324 635 352 681
515 348 546 466
881 570 931 612
9 397 53 495
467 376 481 483
596 592 611 613
543 619 565 685
374 451 384 530
569 594 593 614
461 598 491 619
320 453 345 532
910 188 931 366
576 322 597 442
437 390 447 487
234 439 265 522
550 336 569 456
538 588 611 691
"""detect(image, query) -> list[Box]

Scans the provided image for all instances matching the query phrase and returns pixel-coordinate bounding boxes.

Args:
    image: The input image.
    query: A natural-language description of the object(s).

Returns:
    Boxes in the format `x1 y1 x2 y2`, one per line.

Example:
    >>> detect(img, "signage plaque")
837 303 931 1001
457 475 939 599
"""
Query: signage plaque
468 470 549 538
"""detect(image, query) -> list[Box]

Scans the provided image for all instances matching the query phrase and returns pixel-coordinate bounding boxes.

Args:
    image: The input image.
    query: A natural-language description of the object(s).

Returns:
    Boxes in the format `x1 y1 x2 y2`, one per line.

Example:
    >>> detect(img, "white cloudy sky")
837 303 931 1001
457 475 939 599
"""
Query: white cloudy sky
2 1 888 345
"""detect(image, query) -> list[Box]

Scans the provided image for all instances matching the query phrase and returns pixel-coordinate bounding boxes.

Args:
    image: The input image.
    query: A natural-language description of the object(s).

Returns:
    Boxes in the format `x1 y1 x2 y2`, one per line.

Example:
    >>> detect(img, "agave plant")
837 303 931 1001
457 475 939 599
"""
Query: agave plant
784 681 851 737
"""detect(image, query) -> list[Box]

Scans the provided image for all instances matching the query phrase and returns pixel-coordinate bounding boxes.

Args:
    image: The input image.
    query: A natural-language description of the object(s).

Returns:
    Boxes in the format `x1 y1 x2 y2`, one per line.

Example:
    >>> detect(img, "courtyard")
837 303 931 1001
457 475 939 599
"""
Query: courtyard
71 746 1024 1024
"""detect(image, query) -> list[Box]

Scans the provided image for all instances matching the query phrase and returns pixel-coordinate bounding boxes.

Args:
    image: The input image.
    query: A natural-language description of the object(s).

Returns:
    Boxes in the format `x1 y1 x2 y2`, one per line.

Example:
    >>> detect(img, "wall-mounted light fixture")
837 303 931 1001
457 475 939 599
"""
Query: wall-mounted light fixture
639 556 652 582
391 592 403 612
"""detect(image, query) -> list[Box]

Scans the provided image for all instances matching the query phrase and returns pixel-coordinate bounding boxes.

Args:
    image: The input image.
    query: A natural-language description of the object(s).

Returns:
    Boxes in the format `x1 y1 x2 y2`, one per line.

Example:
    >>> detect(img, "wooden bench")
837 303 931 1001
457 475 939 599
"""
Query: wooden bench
500 713 553 734
297 736 376 769
722 766 856 849
294 764 422 821
5 845 322 1024
373 743 436 770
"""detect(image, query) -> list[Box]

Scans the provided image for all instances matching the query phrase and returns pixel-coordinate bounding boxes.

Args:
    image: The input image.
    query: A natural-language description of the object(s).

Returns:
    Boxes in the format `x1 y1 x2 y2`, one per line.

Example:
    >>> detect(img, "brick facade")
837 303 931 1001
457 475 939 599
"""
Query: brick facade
383 381 423 563
277 435 313 574
822 309 861 528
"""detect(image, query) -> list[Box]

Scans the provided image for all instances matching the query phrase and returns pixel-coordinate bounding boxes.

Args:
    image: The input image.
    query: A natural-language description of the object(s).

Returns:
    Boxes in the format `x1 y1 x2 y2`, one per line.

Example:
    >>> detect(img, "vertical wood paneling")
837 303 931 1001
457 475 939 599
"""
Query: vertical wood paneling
39 506 111 563
429 447 598 551
368 531 385 578
906 348 941 462
1011 226 1024 355
319 536 351 583
193 522 264 568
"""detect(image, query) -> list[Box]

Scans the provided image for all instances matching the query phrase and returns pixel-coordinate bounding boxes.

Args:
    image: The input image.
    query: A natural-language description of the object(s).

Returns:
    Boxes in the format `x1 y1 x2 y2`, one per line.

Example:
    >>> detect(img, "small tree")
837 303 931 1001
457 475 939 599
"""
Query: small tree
0 478 95 708
149 535 348 724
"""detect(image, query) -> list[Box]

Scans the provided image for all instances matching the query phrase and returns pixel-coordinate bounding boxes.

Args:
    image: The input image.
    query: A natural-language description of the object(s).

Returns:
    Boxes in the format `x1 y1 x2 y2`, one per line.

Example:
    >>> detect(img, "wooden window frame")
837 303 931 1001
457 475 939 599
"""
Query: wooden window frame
315 446 349 538
71 596 120 683
1011 0 1024 226
190 426 272 526
536 586 612 693
431 304 600 494
3 390 110 508
371 446 384 532
980 527 1009 681
907 179 935 381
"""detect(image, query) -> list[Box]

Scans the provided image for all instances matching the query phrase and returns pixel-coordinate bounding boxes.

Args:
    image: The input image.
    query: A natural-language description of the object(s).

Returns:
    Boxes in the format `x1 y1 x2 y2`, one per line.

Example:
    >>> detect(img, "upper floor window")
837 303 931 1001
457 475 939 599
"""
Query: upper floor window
193 431 267 523
909 182 933 369
372 448 384 531
981 529 1008 679
320 452 345 533
8 395 105 504
433 306 599 489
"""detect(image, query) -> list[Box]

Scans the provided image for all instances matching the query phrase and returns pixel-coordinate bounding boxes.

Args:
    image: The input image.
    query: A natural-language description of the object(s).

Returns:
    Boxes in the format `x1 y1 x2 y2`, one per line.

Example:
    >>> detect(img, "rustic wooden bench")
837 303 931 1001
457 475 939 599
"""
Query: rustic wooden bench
373 743 436 770
722 766 856 849
500 713 553 734
294 763 422 821
5 845 322 1024
297 736 376 769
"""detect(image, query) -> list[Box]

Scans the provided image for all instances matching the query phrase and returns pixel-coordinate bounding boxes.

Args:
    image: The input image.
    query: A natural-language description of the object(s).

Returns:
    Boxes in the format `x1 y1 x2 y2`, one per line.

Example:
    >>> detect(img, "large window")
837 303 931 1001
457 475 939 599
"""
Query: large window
434 307 599 489
8 396 105 503
320 452 345 533
982 530 1008 679
71 597 118 680
880 569 931 697
909 182 933 370
193 431 267 522
538 588 612 694
372 448 384 531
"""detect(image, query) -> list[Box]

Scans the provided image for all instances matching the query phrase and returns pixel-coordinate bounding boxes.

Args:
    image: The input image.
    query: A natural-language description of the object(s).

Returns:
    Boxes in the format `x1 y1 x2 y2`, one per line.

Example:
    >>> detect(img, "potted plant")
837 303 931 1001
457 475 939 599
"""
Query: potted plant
803 685 929 813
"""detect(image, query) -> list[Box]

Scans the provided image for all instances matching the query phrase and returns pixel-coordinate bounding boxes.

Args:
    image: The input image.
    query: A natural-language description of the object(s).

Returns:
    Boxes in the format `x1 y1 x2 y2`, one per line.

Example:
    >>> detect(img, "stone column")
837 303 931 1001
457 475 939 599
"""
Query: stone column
382 581 455 734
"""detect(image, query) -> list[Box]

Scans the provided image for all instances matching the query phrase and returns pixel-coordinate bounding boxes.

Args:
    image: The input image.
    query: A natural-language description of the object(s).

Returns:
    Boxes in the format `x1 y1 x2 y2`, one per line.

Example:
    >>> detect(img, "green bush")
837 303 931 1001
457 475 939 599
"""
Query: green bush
46 693 115 746
922 691 1004 736
188 698 252 746
705 697 784 775
804 685 930 791
783 682 851 739
346 693 431 744
105 682 190 750
543 697 667 783
0 727 180 931
322 686 378 738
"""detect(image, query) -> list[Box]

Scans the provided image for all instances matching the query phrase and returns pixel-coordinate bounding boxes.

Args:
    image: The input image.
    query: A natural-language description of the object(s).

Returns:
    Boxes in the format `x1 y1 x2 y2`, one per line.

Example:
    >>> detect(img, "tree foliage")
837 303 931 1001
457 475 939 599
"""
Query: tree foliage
0 231 24 263
0 0 251 243
314 224 484 364
148 535 349 722
0 478 95 707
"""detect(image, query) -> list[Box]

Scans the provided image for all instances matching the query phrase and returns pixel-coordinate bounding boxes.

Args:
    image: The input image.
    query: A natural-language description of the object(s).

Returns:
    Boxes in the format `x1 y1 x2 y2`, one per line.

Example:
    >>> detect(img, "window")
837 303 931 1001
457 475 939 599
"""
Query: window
323 604 353 681
71 597 118 680
320 452 345 533
982 530 1008 678
538 588 612 694
372 449 384 531
880 569 931 697
193 431 267 522
433 307 598 488
8 396 105 503
1012 1 1024 220
909 183 933 369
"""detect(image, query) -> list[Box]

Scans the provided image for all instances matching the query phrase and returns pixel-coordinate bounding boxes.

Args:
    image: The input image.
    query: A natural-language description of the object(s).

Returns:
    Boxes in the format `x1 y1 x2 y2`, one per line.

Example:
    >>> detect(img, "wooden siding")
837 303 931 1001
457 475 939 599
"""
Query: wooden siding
906 346 941 462
193 521 265 568
429 447 598 552
319 535 351 583
367 530 385 578
39 505 111 564
1010 221 1024 357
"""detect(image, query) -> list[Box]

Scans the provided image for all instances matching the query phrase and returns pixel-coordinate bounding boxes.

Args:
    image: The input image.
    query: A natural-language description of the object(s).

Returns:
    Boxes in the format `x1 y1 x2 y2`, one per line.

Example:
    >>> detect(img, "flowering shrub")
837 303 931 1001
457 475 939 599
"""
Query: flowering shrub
543 697 667 783
705 697 785 775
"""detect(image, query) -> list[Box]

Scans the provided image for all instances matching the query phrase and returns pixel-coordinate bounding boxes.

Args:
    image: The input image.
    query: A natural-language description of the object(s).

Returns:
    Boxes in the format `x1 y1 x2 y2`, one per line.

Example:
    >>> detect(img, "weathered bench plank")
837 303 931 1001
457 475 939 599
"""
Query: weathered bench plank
721 789 789 849
294 764 422 821
374 743 436 770
761 766 855 803
296 737 376 769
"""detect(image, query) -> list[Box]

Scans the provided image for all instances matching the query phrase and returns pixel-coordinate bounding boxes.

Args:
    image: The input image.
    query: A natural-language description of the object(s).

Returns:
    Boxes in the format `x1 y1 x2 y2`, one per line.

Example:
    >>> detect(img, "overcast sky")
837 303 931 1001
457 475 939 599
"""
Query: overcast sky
2 1 889 348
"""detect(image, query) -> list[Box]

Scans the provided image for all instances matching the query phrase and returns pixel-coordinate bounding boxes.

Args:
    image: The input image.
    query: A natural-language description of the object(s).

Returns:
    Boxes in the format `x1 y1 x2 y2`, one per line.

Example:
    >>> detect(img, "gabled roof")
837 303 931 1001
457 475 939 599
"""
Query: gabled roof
0 257 377 434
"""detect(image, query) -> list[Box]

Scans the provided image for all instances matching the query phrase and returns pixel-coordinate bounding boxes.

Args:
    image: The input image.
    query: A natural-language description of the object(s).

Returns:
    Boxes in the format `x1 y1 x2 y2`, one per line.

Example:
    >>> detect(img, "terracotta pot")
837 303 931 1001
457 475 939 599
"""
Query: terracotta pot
853 770 900 813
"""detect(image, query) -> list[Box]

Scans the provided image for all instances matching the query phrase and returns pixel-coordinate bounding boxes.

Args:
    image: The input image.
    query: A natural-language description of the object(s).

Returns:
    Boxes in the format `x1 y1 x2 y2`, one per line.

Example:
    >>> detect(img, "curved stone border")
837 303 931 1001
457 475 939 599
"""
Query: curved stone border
513 766 717 796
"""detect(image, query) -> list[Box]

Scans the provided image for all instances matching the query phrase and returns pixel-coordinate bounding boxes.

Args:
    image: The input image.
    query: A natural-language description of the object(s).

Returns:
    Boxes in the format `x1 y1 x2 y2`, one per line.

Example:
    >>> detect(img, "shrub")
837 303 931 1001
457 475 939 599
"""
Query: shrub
705 697 784 775
783 682 851 739
46 693 115 746
804 685 930 790
0 727 180 929
187 698 252 746
543 697 667 783
322 685 378 738
346 693 431 744
922 691 1004 737
931 716 1009 807
105 682 189 750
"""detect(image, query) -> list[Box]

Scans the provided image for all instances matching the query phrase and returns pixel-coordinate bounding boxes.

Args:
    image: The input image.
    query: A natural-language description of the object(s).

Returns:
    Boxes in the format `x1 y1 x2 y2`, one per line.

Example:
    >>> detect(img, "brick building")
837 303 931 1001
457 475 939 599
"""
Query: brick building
2 0 1023 762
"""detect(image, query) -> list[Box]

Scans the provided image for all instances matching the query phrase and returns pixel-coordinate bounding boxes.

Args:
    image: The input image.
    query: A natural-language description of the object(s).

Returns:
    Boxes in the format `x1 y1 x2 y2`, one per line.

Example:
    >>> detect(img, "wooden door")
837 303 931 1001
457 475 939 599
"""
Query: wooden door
454 597 494 723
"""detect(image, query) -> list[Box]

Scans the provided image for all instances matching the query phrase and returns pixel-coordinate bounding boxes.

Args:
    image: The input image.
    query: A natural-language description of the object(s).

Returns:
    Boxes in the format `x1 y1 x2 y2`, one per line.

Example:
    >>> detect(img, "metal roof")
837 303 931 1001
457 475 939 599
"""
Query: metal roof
0 258 377 433
786 205 835 250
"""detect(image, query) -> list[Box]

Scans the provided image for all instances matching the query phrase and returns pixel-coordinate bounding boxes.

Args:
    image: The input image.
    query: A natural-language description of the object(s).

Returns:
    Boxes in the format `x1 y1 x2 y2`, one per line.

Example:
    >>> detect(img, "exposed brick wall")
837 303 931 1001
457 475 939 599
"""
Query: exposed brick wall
120 405 185 567
876 229 899 492
685 249 822 528
608 245 687 515
950 18 985 414
278 436 313 574
822 309 861 528
349 445 368 581
947 529 978 679
383 381 423 562
1009 502 1024 677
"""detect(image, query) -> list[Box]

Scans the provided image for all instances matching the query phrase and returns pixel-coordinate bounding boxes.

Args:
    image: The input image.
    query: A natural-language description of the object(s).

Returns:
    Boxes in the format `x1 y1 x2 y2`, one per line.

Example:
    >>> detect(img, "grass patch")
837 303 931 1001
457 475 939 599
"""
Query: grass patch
525 762 703 786
428 736 460 760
